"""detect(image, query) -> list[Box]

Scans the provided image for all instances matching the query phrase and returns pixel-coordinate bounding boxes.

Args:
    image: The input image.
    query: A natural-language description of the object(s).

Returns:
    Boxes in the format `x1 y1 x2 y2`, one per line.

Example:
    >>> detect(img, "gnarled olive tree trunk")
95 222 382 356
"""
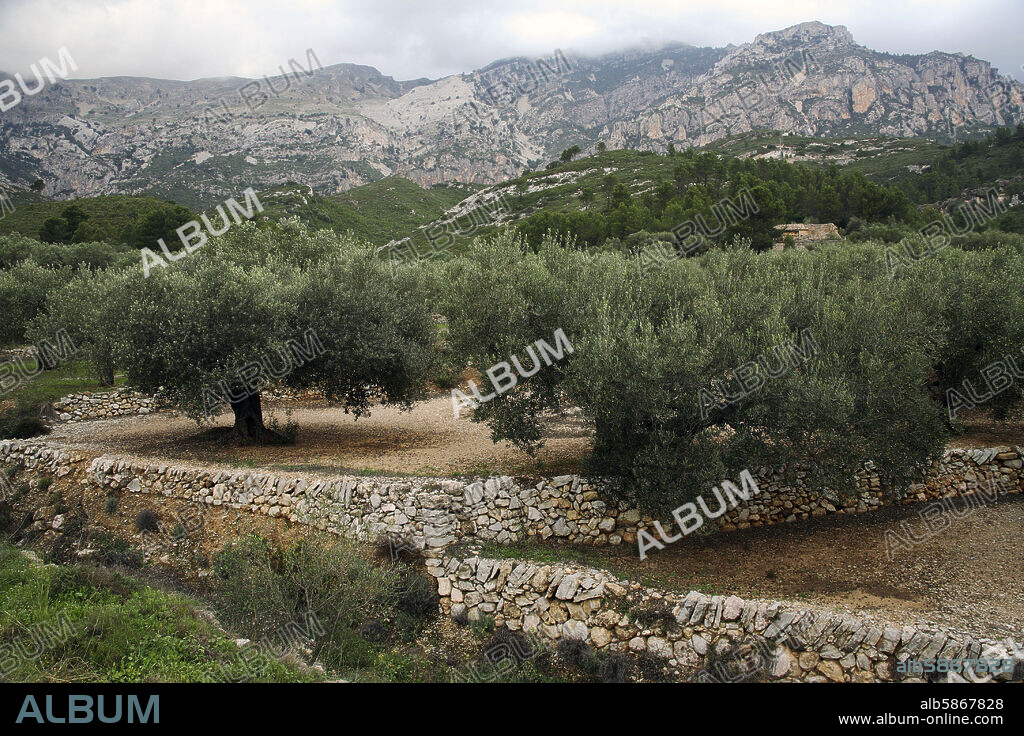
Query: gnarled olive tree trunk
98 365 115 387
230 392 270 444
96 344 115 387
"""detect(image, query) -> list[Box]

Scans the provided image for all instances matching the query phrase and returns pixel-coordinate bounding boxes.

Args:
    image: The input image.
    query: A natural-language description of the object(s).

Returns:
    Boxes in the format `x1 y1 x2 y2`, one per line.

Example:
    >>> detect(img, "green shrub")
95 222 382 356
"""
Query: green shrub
373 534 423 567
557 638 602 675
91 531 144 569
629 602 679 633
555 639 633 682
598 652 632 683
134 509 160 533
637 651 676 682
358 619 391 644
468 613 496 638
0 500 11 537
103 494 119 514
457 626 557 682
396 570 439 619
211 535 404 668
0 403 50 440
483 627 536 667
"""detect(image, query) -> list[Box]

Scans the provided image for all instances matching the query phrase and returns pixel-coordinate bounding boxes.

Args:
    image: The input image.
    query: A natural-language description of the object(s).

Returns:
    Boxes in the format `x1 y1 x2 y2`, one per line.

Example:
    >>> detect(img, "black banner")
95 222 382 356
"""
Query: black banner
0 682 1018 729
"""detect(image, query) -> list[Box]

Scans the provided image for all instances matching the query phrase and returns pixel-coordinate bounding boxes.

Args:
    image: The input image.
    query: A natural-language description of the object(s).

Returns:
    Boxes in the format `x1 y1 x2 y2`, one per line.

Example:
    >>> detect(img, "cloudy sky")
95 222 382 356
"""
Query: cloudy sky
0 0 1021 82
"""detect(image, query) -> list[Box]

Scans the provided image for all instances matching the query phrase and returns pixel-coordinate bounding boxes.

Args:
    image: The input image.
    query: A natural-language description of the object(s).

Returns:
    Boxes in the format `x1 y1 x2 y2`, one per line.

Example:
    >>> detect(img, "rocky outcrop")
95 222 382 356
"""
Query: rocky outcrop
2 22 1020 205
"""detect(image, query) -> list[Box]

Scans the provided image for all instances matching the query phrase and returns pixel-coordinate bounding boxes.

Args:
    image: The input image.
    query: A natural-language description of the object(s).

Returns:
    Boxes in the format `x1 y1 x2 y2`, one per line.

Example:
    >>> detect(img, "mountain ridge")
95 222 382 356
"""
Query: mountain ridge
1 21 1021 206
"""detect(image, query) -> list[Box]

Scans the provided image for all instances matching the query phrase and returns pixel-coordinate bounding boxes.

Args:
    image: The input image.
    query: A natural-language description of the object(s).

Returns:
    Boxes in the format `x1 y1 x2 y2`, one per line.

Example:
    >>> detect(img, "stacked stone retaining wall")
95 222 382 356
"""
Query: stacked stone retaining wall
1 440 1021 551
429 555 1022 683
3 439 1021 683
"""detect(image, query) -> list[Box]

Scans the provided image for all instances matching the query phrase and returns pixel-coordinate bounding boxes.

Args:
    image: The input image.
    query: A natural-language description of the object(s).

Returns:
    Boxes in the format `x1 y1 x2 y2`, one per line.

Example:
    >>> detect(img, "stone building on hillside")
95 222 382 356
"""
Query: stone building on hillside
772 222 841 250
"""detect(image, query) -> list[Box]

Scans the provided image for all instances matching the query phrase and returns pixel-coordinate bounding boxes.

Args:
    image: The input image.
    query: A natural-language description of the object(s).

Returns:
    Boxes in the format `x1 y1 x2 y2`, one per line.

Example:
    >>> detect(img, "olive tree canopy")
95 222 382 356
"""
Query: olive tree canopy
440 233 952 512
41 220 438 443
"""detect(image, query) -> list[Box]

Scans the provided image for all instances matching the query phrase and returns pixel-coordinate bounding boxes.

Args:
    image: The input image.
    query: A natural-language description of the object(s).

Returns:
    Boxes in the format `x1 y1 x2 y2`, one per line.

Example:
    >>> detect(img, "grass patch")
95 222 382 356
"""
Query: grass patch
0 542 317 683
0 403 50 440
474 539 627 572
1 359 126 407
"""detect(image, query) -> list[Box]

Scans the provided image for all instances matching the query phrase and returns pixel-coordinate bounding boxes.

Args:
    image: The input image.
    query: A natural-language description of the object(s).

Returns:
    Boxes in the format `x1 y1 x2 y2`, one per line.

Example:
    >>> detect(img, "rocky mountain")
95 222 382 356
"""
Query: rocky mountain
1 21 1021 207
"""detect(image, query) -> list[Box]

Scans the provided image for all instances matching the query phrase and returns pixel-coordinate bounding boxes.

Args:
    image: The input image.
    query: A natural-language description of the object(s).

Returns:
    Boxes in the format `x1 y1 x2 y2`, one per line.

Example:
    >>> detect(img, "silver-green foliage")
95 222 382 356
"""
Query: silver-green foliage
440 233 959 512
34 219 439 426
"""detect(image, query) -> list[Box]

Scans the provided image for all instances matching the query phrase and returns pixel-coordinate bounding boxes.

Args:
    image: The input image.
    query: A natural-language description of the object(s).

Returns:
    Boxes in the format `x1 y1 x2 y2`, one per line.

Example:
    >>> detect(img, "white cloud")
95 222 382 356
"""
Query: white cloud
0 0 1020 82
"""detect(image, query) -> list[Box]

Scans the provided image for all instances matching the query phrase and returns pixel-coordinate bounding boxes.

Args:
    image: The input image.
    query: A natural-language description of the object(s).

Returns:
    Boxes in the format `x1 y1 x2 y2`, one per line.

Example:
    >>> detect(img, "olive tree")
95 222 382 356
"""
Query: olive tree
104 255 289 441
577 243 949 511
285 249 438 416
0 261 71 349
79 220 438 443
900 246 1024 422
441 234 951 512
436 231 573 449
27 268 130 385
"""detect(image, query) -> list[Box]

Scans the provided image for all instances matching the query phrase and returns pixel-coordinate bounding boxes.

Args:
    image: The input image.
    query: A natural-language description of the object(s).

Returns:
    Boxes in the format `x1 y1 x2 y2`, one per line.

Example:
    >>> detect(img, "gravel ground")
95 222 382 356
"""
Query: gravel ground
46 394 1024 472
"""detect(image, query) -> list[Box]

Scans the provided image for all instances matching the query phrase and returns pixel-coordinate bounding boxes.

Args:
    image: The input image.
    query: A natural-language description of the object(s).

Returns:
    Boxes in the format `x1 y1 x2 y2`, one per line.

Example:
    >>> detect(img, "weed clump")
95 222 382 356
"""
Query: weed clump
134 509 160 533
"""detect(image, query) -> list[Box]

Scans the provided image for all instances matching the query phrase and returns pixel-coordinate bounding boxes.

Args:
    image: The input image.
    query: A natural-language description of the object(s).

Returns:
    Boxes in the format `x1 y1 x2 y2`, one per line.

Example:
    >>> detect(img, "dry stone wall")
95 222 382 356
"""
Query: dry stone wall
428 555 1023 683
53 388 166 421
0 347 37 363
709 447 1022 534
0 440 1021 553
49 387 317 422
2 438 1021 683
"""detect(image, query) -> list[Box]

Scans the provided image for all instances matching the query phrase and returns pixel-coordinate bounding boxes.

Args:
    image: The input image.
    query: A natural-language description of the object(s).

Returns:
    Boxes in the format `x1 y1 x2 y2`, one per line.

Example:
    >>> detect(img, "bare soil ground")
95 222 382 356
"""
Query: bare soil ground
947 402 1024 448
46 394 1024 476
492 495 1024 641
48 395 593 477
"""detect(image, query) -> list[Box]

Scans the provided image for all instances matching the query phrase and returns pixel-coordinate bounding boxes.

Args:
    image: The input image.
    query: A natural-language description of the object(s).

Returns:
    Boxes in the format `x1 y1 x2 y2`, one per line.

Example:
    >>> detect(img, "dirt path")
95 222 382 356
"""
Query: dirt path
46 393 1024 474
